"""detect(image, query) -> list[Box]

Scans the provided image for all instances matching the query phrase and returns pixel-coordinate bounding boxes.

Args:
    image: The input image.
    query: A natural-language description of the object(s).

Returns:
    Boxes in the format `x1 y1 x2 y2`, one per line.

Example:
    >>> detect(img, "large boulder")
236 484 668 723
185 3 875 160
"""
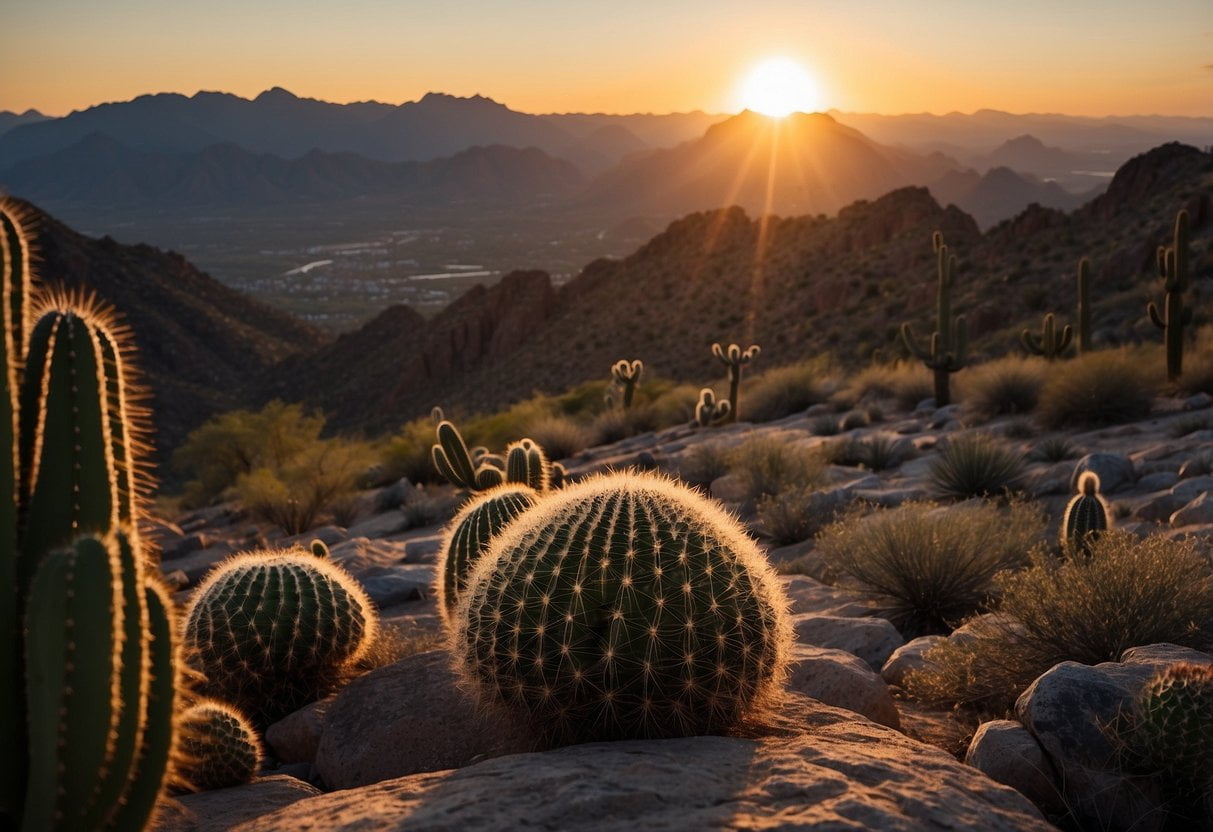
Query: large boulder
779 575 870 617
965 720 1064 818
785 644 900 728
1070 453 1135 494
265 697 333 764
881 635 946 687
792 613 904 669
240 696 1049 832
155 775 319 831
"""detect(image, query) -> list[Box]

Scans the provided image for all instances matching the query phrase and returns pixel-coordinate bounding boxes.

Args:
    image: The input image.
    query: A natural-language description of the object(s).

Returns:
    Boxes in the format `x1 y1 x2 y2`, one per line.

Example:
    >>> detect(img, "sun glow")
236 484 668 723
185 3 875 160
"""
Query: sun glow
737 57 822 118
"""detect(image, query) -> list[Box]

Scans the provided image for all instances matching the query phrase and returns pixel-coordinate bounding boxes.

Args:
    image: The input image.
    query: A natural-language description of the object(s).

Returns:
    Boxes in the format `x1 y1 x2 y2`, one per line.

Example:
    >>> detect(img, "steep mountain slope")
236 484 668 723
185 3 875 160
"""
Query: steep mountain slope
0 109 48 138
929 166 1093 229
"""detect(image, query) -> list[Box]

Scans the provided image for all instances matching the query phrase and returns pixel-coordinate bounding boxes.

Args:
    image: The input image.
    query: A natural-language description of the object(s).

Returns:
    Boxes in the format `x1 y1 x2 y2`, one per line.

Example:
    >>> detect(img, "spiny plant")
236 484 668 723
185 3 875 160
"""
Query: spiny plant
1075 258 1093 354
610 359 643 408
436 483 539 626
694 387 730 427
432 419 506 490
2 200 179 831
1060 472 1109 555
453 471 791 742
184 547 378 726
901 231 968 407
1021 312 1072 360
928 431 1027 499
1147 209 1192 381
1119 662 1213 797
177 700 262 793
505 438 549 491
711 342 760 423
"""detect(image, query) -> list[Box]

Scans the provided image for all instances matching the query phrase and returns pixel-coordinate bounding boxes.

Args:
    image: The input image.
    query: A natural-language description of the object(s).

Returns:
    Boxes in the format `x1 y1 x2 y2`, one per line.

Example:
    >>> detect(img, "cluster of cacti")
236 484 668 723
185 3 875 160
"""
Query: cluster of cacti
711 342 759 422
1021 312 1072 360
1119 662 1213 796
694 387 731 427
184 546 377 726
177 700 262 792
1060 472 1110 555
1 200 179 830
901 231 968 407
432 418 556 493
453 471 791 742
505 438 550 491
1147 209 1193 381
610 359 643 408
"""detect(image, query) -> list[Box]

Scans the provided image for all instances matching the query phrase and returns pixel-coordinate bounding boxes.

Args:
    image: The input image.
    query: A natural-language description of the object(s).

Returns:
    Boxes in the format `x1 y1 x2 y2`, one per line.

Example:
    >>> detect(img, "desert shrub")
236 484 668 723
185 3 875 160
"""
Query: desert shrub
589 407 638 445
1036 349 1155 429
845 362 935 410
524 415 595 460
821 437 867 467
379 417 439 485
1000 419 1035 440
1168 414 1213 438
401 488 462 529
816 500 1044 637
1177 327 1213 396
755 485 835 545
462 397 555 450
838 410 869 431
174 401 325 507
810 414 841 436
929 432 1027 499
678 441 732 489
744 358 832 422
906 532 1213 711
859 435 909 471
727 436 827 502
353 627 443 673
1029 435 1081 462
958 356 1047 421
640 382 702 428
235 439 373 535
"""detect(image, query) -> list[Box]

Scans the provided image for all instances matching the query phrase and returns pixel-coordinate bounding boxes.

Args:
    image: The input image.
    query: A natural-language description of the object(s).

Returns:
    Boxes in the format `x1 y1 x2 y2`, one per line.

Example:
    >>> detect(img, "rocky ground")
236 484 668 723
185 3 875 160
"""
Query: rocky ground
148 389 1213 831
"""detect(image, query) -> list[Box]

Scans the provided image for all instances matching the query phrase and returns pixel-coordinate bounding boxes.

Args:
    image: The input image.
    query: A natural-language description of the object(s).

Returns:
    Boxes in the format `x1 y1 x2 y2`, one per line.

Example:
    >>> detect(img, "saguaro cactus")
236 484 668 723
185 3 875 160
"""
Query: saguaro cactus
1147 210 1192 380
1021 312 1073 360
711 342 759 423
901 232 968 407
610 359 644 408
1076 258 1093 354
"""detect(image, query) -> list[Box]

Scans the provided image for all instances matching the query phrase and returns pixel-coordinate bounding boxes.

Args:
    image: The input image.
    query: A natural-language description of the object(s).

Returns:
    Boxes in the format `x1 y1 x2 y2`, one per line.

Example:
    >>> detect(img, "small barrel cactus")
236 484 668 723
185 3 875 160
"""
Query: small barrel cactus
505 438 550 492
184 548 377 725
695 388 730 427
454 472 791 742
1124 662 1213 792
1060 471 1109 555
177 700 262 792
437 483 539 625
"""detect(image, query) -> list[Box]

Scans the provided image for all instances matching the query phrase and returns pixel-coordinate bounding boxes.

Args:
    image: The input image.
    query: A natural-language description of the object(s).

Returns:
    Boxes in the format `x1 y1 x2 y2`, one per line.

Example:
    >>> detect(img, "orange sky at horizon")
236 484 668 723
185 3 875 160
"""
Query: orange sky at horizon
3 0 1211 118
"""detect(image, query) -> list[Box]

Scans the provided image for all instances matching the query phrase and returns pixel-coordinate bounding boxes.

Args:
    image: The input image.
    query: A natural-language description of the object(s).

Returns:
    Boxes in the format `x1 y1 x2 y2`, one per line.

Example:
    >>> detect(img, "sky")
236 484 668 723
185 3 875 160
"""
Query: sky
2 0 1211 117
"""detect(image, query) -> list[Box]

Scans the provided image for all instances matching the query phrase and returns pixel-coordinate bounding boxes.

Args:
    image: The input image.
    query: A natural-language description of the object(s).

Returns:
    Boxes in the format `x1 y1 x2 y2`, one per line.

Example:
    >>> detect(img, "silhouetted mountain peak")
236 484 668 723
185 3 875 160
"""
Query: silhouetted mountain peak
255 87 301 104
1001 134 1046 150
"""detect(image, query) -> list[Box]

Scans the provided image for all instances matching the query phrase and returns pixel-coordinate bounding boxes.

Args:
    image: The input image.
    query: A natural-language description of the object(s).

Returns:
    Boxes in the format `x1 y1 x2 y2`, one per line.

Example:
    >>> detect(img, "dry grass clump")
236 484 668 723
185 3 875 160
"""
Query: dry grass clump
744 357 833 422
1036 349 1156 429
816 500 1044 638
352 626 444 673
1177 326 1213 396
958 356 1047 422
1029 435 1082 463
727 436 827 502
928 432 1028 499
905 532 1213 712
755 486 835 545
821 434 909 471
678 441 732 490
845 362 935 411
524 415 595 460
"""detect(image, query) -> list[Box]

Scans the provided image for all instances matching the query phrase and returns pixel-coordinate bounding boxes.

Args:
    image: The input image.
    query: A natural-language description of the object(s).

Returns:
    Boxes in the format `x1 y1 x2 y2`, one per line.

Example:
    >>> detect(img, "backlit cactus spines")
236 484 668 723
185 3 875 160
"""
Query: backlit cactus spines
1125 662 1213 791
694 388 730 427
1060 472 1110 555
184 548 378 725
432 419 507 491
1021 312 1073 360
454 471 792 743
310 539 330 559
712 342 759 423
1076 258 1092 354
505 438 549 491
436 483 539 625
430 405 445 424
1147 209 1192 381
177 700 261 792
610 359 644 408
901 231 968 407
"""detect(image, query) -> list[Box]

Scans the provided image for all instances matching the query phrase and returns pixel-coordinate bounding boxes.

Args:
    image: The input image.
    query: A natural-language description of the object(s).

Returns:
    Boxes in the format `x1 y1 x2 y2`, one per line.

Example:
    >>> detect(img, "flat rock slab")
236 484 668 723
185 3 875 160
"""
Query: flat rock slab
156 775 320 831
240 696 1047 832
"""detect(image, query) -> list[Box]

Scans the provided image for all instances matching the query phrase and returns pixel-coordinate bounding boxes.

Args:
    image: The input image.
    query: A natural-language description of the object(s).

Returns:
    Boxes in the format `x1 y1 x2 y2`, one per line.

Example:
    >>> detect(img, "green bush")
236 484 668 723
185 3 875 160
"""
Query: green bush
1036 349 1156 429
235 439 373 535
523 415 595 460
929 432 1027 499
816 500 1044 637
744 358 833 422
727 436 827 502
756 485 833 545
379 417 439 485
958 356 1047 421
678 441 732 489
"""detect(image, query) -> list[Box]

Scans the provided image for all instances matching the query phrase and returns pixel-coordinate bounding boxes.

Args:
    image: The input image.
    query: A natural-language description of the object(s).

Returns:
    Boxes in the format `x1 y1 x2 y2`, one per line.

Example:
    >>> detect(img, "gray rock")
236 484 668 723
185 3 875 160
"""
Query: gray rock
1169 474 1213 500
786 644 900 728
1178 458 1212 479
1184 392 1213 410
965 720 1064 818
161 532 210 560
1070 453 1136 494
780 575 869 617
1133 493 1187 523
1135 471 1179 492
358 563 435 606
375 478 418 512
328 538 409 573
265 697 333 765
243 696 1049 832
792 613 904 670
279 525 347 549
1171 492 1213 527
1120 642 1213 668
881 635 946 687
155 775 320 831
347 511 408 539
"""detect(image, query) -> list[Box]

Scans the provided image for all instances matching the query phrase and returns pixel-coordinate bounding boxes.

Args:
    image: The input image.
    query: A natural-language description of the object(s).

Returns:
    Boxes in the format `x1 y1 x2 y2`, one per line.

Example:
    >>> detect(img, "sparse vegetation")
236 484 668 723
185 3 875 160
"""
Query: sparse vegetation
235 439 373 535
958 356 1047 421
845 361 935 410
679 441 732 489
727 436 827 502
1029 435 1081 462
755 485 831 545
1036 348 1155 428
523 415 595 460
928 432 1027 499
1168 413 1213 438
744 357 832 422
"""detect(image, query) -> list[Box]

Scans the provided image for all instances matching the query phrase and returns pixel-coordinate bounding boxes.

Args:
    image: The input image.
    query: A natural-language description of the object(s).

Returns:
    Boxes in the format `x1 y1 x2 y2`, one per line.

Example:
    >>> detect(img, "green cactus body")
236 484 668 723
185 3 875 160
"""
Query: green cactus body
1147 210 1192 381
694 388 730 427
432 420 508 491
437 484 539 625
178 701 261 792
1021 313 1073 360
611 359 643 408
1060 472 1110 554
1076 258 1092 354
901 232 968 406
711 343 759 423
1129 662 1213 791
505 439 549 491
454 472 791 742
184 549 378 725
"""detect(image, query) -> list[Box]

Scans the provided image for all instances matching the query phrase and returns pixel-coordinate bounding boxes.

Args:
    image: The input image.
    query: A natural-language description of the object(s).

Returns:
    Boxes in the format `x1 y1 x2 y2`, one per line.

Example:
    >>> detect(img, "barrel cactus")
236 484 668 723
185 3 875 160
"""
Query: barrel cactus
453 472 791 742
437 484 540 625
1060 471 1109 555
505 439 550 492
1123 662 1213 793
184 548 377 725
177 700 262 792
694 388 730 427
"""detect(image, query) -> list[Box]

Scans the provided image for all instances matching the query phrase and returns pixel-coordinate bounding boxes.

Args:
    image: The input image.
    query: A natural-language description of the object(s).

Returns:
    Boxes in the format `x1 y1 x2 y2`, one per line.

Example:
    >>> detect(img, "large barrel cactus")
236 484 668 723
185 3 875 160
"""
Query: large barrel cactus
453 472 791 742
177 700 262 792
185 548 378 725
436 483 539 625
1123 662 1213 795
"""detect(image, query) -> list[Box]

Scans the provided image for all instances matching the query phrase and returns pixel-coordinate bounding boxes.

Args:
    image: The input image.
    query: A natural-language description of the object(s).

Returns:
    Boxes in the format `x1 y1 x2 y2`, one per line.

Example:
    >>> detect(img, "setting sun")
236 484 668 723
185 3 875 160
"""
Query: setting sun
737 57 823 117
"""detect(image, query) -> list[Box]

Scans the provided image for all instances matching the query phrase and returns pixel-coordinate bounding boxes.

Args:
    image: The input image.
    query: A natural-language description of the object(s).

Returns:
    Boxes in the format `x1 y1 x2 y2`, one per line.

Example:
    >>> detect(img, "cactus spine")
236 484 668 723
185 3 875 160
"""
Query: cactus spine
610 359 643 408
711 343 759 423
454 472 791 742
184 548 378 726
1123 662 1213 795
694 388 730 427
1147 210 1192 381
1076 258 1092 354
1060 472 1109 555
505 439 549 492
901 231 968 407
432 420 505 490
1021 312 1073 360
177 700 261 792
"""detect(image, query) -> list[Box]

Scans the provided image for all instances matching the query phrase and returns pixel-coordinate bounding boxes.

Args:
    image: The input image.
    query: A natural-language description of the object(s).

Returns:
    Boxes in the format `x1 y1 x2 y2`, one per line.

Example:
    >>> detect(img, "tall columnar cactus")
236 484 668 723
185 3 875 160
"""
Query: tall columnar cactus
436 483 539 625
610 359 643 408
432 419 505 491
1147 210 1192 381
1123 662 1213 793
1021 312 1073 360
184 548 378 726
505 438 549 491
454 472 791 742
711 342 759 423
901 231 968 407
694 388 730 427
1076 258 1093 354
1060 472 1110 555
177 700 262 792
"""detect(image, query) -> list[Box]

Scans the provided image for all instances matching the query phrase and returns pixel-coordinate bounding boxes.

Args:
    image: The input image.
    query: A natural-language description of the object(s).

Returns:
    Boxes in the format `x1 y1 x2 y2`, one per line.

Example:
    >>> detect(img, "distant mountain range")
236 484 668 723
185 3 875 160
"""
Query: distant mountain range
0 109 47 136
928 166 1098 229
